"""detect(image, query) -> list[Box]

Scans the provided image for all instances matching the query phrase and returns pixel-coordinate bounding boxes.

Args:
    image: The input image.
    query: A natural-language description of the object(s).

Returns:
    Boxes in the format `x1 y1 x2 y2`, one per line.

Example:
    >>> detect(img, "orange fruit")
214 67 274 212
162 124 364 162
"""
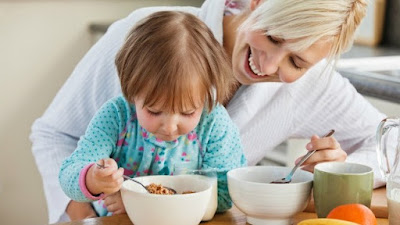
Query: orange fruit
298 218 359 225
327 204 377 225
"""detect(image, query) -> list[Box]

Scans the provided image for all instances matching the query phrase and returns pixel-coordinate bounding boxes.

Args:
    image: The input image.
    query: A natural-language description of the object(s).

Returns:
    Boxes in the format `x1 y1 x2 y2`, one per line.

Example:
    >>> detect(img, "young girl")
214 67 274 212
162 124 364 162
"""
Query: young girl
59 11 247 217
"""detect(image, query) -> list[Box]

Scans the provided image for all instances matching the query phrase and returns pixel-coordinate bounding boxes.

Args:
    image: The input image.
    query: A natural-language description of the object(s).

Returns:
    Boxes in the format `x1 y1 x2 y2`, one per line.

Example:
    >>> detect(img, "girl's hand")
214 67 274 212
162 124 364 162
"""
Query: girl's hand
295 134 347 173
66 201 97 221
86 158 124 195
104 191 126 215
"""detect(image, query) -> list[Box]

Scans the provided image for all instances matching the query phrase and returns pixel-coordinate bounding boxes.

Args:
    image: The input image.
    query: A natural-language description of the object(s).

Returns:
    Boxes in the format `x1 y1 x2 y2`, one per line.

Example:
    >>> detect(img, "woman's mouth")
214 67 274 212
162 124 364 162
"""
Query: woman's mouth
245 48 268 77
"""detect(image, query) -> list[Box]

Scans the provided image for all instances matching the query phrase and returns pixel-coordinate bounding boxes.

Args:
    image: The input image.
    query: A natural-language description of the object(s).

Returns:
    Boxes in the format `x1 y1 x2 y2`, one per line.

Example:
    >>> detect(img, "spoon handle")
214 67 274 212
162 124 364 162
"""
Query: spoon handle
123 175 149 190
286 129 335 179
96 163 149 192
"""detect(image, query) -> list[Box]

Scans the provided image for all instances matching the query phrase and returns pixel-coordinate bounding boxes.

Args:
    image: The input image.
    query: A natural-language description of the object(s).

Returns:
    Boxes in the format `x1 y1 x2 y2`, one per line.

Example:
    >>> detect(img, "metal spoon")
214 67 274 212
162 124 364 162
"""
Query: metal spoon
95 163 176 194
270 129 335 184
122 174 151 193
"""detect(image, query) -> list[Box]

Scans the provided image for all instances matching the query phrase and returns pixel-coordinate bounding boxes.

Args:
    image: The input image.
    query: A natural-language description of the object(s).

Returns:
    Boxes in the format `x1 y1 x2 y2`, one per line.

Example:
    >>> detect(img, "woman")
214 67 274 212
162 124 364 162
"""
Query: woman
31 0 384 223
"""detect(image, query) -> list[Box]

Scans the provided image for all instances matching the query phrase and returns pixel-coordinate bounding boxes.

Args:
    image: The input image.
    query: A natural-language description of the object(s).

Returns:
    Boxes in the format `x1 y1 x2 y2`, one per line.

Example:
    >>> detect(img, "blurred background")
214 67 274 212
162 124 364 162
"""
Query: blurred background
0 0 399 224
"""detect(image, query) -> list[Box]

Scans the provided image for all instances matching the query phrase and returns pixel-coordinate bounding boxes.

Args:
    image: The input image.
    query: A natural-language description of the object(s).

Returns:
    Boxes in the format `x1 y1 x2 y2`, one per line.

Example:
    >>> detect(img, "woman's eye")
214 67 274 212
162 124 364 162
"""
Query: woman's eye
289 57 302 70
267 35 279 44
266 34 303 71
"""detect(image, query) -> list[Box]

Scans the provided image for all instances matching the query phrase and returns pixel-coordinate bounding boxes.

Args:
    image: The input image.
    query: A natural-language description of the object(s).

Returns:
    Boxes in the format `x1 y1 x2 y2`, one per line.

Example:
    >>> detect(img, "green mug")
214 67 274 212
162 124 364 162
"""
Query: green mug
313 162 374 218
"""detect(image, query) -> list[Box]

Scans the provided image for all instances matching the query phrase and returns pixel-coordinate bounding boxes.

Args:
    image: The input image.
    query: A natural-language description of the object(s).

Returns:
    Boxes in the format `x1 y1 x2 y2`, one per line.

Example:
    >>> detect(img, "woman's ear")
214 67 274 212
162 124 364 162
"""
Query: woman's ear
250 0 263 11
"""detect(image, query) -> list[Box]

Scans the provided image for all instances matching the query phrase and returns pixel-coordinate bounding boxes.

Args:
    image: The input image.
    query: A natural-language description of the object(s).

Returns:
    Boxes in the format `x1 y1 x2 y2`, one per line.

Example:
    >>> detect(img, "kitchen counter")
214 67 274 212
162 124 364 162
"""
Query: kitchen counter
54 209 389 225
338 45 400 103
337 68 400 103
304 186 388 218
55 187 388 225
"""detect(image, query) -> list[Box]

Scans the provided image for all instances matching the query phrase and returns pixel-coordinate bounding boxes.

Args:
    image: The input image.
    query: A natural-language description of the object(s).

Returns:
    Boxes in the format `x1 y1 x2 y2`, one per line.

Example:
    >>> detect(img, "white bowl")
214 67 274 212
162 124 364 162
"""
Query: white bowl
121 175 212 225
227 166 313 225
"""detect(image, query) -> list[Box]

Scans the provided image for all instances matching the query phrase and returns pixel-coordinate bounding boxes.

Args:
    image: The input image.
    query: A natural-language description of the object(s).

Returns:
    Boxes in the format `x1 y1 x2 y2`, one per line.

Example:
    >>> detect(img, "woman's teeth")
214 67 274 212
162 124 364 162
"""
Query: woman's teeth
248 54 267 76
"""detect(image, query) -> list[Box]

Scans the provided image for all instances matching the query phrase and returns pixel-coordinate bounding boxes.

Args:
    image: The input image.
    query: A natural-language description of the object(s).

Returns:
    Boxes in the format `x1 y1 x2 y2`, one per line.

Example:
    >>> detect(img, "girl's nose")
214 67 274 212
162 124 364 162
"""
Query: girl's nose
162 115 178 135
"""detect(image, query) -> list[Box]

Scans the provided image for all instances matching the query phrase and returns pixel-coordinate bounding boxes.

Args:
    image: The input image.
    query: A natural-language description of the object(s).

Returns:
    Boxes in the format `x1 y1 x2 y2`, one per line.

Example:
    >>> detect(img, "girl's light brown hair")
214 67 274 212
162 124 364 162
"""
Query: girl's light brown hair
116 11 234 113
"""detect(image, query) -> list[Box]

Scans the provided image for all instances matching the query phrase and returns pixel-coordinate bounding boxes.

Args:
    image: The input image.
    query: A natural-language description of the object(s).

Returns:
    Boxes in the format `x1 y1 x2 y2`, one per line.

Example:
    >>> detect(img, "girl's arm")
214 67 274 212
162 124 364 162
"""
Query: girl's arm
66 201 97 220
59 97 127 202
201 105 247 212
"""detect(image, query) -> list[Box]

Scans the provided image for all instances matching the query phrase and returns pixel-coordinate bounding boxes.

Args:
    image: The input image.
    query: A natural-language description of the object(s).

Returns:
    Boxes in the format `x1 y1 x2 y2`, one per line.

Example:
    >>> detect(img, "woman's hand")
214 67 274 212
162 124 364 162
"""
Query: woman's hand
86 158 124 195
66 200 97 221
103 191 126 215
295 134 347 172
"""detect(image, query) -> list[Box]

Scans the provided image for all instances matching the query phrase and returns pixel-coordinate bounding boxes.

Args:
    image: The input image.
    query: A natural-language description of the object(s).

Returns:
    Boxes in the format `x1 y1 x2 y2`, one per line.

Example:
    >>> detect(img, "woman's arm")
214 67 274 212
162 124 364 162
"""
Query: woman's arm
29 26 123 222
290 64 389 188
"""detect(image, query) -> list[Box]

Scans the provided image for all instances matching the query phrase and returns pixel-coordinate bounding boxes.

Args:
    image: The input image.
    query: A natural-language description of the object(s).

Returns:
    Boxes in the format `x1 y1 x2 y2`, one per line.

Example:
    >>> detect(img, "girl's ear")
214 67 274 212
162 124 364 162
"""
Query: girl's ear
250 0 263 11
130 96 137 105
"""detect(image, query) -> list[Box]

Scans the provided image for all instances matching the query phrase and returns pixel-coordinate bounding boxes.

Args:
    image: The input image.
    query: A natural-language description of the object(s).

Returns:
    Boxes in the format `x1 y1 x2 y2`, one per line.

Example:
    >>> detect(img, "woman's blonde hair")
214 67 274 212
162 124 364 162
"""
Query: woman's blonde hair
241 0 367 61
116 11 234 112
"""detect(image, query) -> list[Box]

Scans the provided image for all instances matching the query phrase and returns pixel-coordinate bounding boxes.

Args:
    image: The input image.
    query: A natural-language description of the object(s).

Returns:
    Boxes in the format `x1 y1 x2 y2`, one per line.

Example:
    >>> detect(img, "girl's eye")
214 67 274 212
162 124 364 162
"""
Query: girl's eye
182 112 195 117
267 35 279 44
289 57 303 71
147 110 161 116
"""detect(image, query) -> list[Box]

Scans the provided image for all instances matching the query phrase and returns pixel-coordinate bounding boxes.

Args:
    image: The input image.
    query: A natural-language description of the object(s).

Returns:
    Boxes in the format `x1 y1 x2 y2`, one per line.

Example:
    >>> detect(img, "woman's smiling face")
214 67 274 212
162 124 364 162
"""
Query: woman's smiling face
232 27 332 85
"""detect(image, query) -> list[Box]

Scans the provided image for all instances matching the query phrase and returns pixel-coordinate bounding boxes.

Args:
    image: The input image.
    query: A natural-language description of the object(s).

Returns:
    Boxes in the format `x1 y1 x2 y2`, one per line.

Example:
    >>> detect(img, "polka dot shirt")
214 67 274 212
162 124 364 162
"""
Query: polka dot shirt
59 95 247 215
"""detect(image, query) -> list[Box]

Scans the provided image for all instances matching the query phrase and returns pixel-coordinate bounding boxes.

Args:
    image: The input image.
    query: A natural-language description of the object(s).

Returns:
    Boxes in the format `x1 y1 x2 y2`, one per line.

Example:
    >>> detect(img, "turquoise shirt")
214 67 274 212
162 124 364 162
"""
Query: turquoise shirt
59 95 246 215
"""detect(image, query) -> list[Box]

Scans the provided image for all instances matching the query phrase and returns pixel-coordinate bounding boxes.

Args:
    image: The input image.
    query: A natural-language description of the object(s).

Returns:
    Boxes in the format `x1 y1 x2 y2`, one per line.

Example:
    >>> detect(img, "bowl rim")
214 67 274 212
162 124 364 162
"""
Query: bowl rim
121 175 212 198
227 166 313 186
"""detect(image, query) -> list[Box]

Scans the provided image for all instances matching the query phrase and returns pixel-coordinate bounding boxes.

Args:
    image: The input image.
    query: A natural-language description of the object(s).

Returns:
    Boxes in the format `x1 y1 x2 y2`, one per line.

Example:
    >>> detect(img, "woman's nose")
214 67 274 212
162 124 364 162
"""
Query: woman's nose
259 48 286 75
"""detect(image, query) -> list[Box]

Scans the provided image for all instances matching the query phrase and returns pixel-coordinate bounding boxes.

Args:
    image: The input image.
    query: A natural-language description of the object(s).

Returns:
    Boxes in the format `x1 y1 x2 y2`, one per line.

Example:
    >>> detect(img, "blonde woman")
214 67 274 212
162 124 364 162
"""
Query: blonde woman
31 0 385 223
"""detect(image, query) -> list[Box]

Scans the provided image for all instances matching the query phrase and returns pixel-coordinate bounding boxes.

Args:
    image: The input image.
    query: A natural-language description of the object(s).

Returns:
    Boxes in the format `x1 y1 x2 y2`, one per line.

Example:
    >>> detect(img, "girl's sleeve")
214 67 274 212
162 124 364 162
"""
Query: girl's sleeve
58 98 126 202
201 105 247 212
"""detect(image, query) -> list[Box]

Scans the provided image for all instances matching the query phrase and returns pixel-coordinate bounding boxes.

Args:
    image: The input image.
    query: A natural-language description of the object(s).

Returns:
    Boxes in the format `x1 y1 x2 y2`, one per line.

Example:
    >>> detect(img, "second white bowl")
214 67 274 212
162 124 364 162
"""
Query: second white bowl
227 166 313 225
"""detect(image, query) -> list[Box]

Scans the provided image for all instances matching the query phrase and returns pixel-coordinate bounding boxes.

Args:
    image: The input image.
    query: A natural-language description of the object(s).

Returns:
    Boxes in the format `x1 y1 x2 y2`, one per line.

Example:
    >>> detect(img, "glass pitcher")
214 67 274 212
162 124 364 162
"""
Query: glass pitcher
376 116 400 225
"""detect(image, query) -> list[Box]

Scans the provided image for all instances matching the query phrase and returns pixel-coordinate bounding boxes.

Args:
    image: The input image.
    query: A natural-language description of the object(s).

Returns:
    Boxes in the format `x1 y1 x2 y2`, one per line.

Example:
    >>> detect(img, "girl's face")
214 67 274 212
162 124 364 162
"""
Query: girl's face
134 96 204 142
